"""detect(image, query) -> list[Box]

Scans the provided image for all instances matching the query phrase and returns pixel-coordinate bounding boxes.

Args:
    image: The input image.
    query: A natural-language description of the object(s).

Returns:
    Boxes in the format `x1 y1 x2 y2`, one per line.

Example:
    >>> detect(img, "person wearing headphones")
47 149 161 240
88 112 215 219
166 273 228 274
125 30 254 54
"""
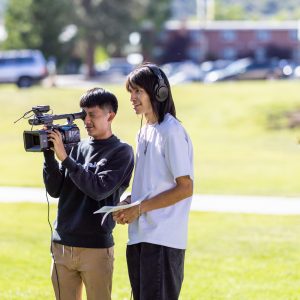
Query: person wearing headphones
113 63 194 300
43 87 134 300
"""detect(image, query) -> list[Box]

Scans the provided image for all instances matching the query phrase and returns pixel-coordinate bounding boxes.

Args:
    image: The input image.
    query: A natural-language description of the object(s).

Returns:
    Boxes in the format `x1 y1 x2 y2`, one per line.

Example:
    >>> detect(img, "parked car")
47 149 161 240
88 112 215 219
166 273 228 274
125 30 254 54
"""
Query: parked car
0 49 48 88
200 59 232 75
232 61 283 80
204 58 284 83
203 58 252 83
161 60 203 84
94 58 135 80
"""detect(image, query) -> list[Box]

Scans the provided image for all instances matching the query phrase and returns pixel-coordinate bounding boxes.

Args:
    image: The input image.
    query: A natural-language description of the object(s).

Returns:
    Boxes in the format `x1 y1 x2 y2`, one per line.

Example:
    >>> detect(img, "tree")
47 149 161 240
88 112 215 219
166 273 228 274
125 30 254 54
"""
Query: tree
30 0 71 61
4 0 70 62
3 0 37 49
71 0 172 76
3 0 172 76
214 0 246 20
71 0 141 76
137 0 172 62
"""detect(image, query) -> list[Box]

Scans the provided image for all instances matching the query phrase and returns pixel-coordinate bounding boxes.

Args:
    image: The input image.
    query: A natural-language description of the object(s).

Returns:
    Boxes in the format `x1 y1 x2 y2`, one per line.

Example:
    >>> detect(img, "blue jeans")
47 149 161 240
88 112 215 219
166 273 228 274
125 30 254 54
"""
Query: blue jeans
126 243 185 300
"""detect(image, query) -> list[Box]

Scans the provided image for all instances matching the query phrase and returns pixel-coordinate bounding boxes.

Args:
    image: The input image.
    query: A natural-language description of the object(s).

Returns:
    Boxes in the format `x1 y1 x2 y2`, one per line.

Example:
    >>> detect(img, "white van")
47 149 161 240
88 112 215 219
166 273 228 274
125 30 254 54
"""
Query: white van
0 49 48 87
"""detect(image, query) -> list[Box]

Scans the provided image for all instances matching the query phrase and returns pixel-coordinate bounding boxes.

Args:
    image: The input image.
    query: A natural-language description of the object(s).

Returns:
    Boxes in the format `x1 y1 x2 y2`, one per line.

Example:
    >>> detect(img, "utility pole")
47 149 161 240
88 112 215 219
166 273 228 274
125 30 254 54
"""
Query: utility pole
197 0 215 21
196 0 205 20
206 0 215 21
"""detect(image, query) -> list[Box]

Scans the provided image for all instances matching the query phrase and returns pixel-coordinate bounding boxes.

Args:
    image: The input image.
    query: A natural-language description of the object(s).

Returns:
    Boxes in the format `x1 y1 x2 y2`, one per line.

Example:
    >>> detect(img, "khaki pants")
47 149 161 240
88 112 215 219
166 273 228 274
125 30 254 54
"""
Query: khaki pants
51 242 114 300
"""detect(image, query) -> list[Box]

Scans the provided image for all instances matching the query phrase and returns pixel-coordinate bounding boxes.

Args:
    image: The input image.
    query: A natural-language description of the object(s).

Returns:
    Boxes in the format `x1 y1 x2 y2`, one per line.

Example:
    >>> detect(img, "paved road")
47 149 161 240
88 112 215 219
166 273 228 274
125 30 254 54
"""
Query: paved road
1 186 300 215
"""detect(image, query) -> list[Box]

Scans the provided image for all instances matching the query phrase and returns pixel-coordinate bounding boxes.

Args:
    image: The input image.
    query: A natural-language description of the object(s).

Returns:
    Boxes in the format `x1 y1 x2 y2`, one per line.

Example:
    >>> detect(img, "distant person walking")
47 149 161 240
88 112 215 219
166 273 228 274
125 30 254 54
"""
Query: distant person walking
47 56 57 87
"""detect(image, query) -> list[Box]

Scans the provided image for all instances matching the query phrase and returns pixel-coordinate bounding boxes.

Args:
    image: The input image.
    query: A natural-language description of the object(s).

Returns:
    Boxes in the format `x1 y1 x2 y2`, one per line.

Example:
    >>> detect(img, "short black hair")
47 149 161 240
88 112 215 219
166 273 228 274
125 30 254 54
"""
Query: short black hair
79 87 118 113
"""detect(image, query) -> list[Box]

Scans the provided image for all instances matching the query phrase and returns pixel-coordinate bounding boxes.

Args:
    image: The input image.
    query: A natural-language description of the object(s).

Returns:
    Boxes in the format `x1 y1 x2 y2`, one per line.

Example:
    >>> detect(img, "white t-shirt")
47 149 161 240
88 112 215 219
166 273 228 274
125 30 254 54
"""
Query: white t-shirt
128 113 194 249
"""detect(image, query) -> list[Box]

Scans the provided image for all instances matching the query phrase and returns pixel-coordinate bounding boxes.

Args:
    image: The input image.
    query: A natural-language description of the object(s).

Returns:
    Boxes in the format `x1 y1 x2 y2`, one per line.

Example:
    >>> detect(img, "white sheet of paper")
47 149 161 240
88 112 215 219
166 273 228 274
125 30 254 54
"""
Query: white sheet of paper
94 201 141 226
94 201 140 214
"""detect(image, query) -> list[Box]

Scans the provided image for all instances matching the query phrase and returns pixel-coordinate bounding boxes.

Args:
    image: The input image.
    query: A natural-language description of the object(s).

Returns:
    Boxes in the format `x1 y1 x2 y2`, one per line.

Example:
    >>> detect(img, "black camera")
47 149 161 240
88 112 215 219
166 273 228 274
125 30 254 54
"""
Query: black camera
21 105 86 152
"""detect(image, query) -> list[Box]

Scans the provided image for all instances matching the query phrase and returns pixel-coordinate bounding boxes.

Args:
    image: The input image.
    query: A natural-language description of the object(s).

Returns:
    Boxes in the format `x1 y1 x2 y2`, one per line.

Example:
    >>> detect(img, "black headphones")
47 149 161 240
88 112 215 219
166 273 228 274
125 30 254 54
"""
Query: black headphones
147 64 169 102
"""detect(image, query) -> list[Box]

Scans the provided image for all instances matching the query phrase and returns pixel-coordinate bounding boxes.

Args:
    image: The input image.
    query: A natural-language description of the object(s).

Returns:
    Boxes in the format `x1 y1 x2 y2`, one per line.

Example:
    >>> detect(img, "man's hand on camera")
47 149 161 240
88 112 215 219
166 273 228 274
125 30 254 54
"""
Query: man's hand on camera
47 130 68 162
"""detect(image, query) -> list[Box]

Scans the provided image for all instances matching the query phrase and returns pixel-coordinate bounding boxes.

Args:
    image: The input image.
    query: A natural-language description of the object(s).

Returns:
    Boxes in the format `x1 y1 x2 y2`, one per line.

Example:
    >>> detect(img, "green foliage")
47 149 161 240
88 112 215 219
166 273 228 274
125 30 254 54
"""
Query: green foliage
3 0 70 61
215 0 246 20
141 0 172 30
3 0 38 50
66 0 171 75
139 0 172 62
1 204 300 299
2 0 172 74
73 0 140 52
30 0 71 60
94 46 109 63
216 0 300 20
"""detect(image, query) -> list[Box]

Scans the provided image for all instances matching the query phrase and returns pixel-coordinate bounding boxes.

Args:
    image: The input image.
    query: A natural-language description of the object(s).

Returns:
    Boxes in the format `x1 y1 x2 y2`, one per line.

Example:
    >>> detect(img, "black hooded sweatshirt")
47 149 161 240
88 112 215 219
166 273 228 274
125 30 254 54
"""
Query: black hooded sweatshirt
43 135 134 248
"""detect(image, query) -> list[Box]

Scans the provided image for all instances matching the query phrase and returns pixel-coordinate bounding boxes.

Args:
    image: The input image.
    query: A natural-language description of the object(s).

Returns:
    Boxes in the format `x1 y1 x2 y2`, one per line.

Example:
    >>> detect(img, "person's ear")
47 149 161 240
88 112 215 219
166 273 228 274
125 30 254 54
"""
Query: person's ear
107 112 116 122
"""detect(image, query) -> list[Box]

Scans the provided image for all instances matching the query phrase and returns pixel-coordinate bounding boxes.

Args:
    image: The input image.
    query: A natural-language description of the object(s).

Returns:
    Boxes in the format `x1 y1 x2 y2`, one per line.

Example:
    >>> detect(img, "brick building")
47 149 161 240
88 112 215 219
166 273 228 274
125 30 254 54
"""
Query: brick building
153 20 300 64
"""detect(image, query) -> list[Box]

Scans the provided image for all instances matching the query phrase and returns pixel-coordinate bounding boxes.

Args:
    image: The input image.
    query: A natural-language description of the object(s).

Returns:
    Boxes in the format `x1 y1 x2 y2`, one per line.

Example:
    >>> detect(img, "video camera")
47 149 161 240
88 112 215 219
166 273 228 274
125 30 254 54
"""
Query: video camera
20 105 86 152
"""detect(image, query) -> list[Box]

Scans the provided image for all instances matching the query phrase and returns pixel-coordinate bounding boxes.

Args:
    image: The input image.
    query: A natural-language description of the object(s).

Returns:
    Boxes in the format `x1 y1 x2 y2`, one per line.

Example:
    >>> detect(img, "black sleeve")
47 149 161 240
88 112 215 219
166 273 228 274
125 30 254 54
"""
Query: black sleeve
43 150 65 198
62 145 134 201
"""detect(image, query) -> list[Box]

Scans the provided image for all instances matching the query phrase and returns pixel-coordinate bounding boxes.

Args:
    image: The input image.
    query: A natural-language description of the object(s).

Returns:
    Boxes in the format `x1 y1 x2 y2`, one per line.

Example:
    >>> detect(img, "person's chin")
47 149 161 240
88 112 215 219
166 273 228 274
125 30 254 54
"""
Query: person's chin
88 133 97 139
86 127 93 135
134 108 142 115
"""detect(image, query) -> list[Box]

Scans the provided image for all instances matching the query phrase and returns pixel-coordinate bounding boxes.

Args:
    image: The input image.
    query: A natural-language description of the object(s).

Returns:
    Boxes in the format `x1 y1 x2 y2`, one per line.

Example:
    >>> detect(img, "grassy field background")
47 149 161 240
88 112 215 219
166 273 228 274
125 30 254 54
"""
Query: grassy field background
1 80 300 196
1 203 300 300
1 81 300 299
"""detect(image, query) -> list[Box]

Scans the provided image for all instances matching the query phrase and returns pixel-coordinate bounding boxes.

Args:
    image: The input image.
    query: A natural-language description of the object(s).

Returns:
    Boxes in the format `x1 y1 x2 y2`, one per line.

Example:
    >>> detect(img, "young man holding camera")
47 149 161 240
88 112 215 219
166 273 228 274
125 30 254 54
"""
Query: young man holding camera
43 87 134 300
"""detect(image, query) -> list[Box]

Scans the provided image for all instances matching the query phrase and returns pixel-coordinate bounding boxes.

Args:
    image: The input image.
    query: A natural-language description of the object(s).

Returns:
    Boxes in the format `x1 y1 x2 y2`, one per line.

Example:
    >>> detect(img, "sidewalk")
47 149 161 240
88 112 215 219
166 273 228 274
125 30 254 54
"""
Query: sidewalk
1 186 300 215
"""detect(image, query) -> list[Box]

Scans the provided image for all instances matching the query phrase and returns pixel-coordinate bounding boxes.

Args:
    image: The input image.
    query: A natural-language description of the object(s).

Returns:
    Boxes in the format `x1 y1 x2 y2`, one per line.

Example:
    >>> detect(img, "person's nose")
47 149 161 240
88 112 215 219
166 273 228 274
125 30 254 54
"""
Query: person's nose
84 114 91 124
130 91 136 103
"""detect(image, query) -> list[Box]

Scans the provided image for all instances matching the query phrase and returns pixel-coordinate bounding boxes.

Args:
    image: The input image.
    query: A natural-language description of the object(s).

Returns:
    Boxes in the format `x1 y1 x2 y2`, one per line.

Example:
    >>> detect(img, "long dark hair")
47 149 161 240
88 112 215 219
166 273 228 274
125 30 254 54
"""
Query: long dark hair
126 62 176 124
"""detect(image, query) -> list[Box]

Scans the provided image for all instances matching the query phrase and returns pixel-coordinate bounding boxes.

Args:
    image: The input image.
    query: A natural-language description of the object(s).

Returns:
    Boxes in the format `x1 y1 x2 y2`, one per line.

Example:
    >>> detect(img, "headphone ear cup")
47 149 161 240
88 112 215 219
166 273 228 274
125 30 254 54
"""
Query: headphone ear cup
155 81 169 102
147 64 169 102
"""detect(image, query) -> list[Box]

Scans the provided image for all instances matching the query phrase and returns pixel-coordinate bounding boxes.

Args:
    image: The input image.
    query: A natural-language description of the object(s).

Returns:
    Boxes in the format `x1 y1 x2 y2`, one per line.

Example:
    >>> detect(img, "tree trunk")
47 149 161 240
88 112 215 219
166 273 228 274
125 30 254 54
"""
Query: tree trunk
86 39 95 78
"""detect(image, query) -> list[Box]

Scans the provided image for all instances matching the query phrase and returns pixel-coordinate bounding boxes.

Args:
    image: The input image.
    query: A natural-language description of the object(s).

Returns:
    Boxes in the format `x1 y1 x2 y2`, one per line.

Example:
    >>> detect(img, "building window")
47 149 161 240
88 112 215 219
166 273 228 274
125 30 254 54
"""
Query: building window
222 47 237 59
292 48 300 62
188 46 202 62
221 30 236 41
189 30 202 43
255 47 266 62
289 30 298 41
159 31 168 41
256 30 271 41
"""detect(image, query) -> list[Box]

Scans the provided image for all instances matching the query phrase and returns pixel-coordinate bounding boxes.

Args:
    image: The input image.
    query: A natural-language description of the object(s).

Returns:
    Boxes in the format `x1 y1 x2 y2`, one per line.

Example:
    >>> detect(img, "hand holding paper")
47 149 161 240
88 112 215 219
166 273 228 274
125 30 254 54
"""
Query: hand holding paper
94 201 140 226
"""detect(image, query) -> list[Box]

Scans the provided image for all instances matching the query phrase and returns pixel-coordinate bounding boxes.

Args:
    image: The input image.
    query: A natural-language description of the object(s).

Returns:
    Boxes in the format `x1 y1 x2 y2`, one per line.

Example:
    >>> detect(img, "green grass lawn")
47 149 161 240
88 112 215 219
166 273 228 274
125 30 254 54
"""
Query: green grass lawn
0 203 300 300
1 81 300 196
1 81 300 299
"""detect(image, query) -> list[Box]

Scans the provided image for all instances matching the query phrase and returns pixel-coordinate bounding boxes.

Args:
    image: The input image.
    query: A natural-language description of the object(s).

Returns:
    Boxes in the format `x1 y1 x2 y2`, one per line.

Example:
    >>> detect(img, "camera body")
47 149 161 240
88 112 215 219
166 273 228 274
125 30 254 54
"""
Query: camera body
23 124 81 152
23 105 86 152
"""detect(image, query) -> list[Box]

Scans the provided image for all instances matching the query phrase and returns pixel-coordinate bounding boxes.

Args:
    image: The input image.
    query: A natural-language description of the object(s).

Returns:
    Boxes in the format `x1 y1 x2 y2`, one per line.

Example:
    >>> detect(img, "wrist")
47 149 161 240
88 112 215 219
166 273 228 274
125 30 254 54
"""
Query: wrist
138 202 143 216
60 154 68 162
